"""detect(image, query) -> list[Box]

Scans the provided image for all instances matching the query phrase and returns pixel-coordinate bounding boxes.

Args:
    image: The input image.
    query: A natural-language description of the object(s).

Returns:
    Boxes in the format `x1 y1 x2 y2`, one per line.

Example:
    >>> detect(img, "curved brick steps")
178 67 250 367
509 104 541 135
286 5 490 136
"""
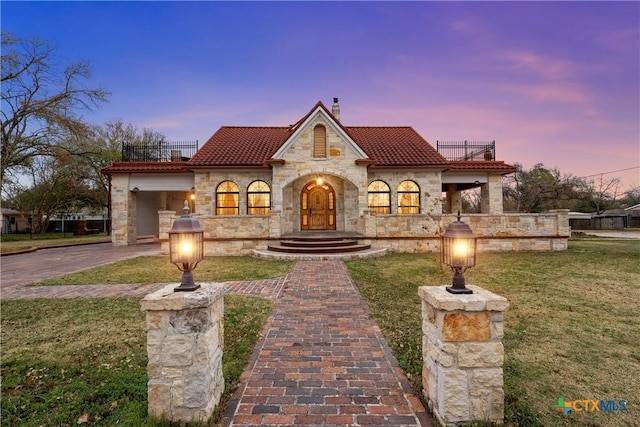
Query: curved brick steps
269 239 371 254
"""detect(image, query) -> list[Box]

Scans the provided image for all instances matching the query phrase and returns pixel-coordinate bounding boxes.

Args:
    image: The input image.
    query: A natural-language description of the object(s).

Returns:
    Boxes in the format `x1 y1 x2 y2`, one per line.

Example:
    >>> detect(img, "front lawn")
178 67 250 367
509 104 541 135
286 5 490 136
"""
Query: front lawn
346 239 639 426
32 256 294 286
1 295 271 426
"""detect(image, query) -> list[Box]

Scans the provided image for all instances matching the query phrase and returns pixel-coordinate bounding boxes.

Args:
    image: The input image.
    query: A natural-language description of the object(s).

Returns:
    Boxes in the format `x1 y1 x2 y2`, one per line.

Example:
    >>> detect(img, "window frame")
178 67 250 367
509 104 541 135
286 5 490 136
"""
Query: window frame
367 180 391 214
247 180 271 215
215 180 240 216
397 180 421 214
313 124 327 158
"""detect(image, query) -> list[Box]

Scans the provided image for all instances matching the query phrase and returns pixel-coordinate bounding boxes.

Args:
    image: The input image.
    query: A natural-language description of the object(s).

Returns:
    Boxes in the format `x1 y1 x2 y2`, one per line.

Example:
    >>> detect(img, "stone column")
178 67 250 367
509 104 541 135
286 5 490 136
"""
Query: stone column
446 184 462 214
419 285 509 426
480 175 504 215
269 210 281 239
362 209 376 237
110 175 137 246
141 283 225 423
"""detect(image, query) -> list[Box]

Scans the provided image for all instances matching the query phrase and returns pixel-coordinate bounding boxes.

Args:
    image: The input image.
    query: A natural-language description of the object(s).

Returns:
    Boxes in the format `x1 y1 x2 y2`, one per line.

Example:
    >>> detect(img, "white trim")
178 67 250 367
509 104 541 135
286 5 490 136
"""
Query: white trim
441 172 488 184
129 174 194 191
271 106 369 160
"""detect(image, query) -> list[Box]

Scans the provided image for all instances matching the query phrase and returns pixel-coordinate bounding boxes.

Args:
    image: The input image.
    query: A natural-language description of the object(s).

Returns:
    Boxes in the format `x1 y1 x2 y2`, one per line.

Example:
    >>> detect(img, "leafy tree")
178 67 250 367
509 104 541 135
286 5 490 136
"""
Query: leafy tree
7 156 102 233
1 32 109 196
503 163 583 212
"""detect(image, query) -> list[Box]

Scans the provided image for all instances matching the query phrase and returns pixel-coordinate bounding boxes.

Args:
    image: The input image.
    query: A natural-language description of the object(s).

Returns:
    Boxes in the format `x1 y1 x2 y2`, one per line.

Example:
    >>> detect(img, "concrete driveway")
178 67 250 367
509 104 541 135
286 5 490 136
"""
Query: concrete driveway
1 242 161 289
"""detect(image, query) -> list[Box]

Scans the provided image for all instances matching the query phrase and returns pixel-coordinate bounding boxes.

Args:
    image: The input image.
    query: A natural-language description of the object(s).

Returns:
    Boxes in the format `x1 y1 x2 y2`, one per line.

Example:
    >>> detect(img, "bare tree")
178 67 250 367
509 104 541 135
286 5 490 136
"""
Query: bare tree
582 175 622 214
1 32 109 195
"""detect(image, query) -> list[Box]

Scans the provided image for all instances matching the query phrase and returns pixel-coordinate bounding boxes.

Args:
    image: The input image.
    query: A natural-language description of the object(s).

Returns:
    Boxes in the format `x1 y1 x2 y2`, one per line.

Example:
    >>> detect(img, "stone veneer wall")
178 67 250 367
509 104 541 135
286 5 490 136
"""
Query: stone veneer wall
362 209 570 252
367 170 443 216
157 210 569 255
270 117 370 235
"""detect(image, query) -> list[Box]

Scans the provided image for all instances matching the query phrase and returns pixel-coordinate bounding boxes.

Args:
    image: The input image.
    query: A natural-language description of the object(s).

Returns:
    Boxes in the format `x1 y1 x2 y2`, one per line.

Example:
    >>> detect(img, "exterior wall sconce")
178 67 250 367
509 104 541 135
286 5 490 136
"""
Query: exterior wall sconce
441 211 477 294
169 201 204 292
316 175 324 186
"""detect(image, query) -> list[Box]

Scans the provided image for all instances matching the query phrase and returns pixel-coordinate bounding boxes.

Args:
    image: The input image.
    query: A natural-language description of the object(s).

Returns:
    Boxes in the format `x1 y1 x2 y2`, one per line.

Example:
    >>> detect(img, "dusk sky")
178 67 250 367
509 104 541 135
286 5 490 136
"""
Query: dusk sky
3 1 639 191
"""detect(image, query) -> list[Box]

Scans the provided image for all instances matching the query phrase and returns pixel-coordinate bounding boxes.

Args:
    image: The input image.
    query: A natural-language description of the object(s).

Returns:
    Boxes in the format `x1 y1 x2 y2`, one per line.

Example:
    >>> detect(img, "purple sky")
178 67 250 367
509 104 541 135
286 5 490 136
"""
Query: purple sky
3 1 639 191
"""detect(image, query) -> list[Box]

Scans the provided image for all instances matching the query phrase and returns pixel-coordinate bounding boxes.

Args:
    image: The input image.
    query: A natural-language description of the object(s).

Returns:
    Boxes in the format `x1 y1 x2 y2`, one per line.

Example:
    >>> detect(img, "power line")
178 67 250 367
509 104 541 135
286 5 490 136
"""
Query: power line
579 166 640 179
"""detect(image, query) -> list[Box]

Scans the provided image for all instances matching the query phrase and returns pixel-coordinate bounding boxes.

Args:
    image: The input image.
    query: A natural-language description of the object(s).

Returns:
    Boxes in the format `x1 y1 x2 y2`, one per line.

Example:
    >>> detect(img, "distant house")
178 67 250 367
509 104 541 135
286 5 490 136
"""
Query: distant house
626 204 640 228
0 208 30 234
596 204 640 229
569 204 640 230
102 99 570 254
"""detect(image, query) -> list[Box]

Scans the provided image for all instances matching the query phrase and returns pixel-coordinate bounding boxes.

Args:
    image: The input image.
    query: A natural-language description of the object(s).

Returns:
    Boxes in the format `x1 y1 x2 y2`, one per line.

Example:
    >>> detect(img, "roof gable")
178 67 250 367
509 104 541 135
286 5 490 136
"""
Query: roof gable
271 101 369 160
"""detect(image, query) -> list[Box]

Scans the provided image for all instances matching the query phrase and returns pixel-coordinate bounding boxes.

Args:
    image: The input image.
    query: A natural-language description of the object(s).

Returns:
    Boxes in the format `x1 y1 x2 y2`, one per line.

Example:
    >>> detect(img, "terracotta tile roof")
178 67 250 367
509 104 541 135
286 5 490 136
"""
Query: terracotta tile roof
188 125 449 168
345 127 449 167
101 162 190 174
446 161 517 173
101 102 514 174
187 127 293 167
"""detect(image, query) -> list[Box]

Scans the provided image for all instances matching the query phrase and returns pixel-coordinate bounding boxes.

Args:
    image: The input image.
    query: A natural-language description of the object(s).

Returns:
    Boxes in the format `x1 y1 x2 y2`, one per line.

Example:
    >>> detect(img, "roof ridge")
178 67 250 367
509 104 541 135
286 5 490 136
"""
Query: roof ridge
346 125 414 128
219 125 291 129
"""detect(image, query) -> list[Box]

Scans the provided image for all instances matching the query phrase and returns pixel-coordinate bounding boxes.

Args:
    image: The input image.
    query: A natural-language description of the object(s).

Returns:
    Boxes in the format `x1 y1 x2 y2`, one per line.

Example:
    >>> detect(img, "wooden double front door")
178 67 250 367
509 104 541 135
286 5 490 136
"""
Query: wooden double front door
300 181 336 231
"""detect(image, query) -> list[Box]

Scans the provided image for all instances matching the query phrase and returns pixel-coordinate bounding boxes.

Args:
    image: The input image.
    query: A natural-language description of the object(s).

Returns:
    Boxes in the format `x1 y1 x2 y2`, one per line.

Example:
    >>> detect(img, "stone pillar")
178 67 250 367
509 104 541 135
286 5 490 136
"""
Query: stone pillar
269 210 281 238
480 175 504 215
110 175 137 246
141 283 225 423
446 184 462 214
419 285 509 426
158 210 176 255
362 209 377 237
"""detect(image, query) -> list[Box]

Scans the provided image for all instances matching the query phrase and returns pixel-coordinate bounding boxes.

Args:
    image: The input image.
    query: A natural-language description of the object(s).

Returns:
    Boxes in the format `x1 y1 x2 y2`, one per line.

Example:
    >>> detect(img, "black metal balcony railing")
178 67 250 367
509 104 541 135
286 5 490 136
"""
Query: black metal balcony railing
436 140 495 161
122 141 198 162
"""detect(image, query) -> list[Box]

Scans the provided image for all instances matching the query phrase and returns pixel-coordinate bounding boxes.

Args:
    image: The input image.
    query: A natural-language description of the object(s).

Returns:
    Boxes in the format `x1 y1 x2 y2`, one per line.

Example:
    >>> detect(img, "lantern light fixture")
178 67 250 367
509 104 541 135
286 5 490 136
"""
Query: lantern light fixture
169 200 204 292
441 211 477 294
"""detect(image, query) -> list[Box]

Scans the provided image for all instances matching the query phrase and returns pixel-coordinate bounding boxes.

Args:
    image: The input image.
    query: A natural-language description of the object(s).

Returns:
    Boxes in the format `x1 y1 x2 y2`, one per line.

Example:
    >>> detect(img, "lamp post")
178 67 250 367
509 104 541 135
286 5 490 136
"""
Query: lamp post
169 201 204 292
441 211 477 294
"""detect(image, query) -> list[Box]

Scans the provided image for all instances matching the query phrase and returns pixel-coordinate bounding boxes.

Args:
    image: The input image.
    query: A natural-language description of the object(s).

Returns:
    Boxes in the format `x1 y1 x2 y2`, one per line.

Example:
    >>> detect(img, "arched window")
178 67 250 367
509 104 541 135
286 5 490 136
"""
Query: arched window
368 180 391 214
313 124 326 158
398 180 420 214
216 181 239 215
247 180 271 215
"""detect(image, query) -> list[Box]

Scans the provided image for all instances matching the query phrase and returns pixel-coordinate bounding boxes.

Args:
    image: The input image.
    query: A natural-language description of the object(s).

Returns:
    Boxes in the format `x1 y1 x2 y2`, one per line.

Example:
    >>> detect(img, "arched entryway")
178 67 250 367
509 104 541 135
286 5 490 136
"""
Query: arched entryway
300 181 336 231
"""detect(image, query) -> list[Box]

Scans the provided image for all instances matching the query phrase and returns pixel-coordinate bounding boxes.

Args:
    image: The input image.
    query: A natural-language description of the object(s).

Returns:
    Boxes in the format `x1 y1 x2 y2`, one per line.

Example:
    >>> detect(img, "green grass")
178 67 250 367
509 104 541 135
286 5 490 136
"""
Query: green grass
0 233 110 253
1 295 271 427
33 256 294 286
346 239 640 427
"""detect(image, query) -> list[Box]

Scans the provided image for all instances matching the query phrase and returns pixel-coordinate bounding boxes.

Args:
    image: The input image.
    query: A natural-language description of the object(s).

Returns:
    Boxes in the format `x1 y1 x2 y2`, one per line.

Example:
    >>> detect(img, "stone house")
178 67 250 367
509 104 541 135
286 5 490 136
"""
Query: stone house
102 99 570 254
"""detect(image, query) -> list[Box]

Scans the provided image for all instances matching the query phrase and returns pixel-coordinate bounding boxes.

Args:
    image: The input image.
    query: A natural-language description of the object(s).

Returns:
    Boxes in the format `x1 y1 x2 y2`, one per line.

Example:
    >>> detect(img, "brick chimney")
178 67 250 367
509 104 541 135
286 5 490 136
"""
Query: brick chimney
332 97 340 122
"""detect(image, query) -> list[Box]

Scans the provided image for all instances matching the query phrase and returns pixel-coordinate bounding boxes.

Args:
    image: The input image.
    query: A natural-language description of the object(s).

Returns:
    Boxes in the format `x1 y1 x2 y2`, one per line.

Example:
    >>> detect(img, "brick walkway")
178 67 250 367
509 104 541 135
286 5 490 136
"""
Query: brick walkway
225 261 429 426
2 245 430 426
0 277 286 300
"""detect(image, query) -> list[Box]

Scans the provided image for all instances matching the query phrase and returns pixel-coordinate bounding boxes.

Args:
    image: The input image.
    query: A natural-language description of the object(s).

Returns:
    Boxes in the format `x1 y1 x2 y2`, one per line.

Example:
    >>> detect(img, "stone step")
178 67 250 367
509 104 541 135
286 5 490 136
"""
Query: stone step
279 239 359 248
267 242 371 254
252 246 387 261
